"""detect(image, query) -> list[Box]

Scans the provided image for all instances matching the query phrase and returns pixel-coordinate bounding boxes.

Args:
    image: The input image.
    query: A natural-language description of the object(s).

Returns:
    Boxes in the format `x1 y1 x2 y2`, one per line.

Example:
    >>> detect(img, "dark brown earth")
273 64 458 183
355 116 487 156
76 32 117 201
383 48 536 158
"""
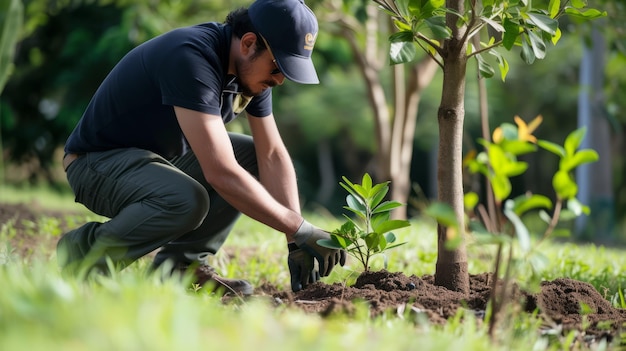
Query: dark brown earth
2 202 625 346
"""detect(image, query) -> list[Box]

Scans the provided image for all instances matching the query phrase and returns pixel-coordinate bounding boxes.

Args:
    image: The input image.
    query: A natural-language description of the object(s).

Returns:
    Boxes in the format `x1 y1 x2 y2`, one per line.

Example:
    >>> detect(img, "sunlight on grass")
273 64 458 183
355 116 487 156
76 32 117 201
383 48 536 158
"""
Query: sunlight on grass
0 183 90 213
0 259 534 351
1 188 626 350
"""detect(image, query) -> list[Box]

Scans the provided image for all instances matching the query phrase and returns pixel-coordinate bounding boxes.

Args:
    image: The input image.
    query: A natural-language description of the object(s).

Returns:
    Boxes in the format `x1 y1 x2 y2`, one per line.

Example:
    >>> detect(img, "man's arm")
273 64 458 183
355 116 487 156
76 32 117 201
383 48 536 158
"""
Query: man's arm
174 106 303 235
247 113 301 242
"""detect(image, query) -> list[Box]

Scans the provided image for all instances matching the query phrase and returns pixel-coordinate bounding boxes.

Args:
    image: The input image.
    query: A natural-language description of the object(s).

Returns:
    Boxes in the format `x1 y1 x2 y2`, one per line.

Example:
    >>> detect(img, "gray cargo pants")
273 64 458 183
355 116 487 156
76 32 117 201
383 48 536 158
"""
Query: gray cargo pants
57 133 258 273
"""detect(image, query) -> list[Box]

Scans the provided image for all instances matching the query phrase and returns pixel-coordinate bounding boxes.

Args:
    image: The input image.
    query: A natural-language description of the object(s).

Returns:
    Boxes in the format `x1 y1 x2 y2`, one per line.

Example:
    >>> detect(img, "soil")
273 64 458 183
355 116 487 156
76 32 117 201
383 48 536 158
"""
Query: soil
1 202 625 346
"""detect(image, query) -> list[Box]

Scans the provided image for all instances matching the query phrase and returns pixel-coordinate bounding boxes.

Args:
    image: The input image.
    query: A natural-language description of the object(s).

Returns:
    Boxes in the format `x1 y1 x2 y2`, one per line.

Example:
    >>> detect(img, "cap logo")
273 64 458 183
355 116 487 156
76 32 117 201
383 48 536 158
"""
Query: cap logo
304 32 317 51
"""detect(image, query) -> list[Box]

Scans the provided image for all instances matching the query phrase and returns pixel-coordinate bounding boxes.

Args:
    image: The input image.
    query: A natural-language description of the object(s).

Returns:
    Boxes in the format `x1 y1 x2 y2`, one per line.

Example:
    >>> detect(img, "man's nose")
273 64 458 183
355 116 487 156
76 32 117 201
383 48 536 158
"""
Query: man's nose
274 74 285 85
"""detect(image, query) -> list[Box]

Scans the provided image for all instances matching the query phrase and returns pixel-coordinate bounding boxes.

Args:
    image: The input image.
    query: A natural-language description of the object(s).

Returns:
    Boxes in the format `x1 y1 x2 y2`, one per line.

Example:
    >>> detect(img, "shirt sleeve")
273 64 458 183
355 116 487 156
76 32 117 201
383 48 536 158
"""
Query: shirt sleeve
159 43 224 116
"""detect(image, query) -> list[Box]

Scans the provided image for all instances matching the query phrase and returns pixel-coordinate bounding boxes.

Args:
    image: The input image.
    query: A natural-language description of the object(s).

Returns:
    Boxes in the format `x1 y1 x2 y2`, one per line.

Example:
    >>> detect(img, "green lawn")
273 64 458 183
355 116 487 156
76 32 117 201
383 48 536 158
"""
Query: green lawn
1 185 625 351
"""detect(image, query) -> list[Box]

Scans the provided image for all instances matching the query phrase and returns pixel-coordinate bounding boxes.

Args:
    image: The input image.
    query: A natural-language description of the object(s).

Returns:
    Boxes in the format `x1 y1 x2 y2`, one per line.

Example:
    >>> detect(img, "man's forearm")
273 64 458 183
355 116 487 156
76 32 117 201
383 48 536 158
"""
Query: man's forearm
257 148 302 241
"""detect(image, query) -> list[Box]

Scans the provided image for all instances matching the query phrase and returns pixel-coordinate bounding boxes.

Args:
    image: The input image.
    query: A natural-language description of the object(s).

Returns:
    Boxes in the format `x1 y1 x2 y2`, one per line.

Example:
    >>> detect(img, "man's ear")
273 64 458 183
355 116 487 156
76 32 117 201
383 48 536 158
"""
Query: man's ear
240 32 258 56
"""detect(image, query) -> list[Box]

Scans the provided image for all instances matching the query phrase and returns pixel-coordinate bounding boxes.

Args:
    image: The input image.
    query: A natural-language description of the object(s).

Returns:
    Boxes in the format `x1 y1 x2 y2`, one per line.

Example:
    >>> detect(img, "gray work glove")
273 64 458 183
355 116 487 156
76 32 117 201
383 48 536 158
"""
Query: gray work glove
292 220 346 277
287 243 320 292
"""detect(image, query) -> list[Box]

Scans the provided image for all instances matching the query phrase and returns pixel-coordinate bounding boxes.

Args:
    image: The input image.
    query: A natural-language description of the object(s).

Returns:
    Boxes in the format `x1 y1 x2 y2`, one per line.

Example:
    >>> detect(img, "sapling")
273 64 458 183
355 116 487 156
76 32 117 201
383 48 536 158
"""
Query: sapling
317 173 410 271
427 115 599 338
467 116 599 336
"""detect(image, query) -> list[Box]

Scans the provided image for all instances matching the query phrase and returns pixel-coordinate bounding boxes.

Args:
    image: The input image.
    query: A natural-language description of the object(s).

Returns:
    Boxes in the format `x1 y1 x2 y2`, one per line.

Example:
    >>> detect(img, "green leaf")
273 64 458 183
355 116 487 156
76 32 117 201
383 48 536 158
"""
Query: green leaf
504 203 531 253
425 16 451 39
511 194 553 216
364 232 382 252
371 212 390 231
361 173 373 191
559 149 599 172
378 232 388 251
476 54 495 78
340 177 362 203
390 41 417 64
537 140 566 157
502 18 521 50
570 0 586 9
564 8 607 20
527 29 547 59
489 49 509 81
317 238 346 250
488 144 508 171
492 173 512 201
527 12 558 35
552 27 562 45
502 161 528 177
372 219 410 234
564 127 587 156
385 232 397 244
520 34 536 64
548 0 561 18
553 170 578 199
343 206 366 220
425 202 459 229
389 30 414 43
372 200 404 214
464 192 479 211
369 187 388 210
500 140 537 156
346 194 366 212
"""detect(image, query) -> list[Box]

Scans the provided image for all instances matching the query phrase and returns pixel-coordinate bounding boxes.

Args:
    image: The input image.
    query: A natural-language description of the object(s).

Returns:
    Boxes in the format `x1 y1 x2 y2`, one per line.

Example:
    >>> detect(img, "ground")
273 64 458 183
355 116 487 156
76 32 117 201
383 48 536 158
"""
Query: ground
1 202 625 346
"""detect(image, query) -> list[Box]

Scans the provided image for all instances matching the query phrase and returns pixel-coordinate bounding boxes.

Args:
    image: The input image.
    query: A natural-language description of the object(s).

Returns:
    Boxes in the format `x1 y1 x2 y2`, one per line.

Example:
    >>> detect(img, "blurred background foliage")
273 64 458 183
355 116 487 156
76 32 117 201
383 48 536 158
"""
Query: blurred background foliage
0 0 625 240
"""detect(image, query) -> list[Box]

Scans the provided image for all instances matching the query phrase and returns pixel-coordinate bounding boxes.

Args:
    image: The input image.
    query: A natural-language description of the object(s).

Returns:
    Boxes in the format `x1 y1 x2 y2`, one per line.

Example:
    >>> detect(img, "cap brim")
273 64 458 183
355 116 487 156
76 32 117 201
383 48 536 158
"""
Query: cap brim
274 52 319 84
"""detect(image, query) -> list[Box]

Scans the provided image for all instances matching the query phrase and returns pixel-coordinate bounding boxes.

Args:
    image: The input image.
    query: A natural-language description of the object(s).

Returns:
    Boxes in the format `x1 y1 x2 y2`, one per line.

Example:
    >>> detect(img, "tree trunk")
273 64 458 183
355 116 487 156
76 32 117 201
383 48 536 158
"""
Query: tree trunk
329 2 438 220
434 0 470 294
389 59 438 219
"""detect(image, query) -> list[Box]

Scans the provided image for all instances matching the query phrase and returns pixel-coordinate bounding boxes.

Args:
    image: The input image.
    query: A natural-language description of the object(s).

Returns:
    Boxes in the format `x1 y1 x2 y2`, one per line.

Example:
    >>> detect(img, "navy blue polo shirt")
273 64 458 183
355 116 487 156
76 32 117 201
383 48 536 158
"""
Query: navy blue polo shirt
65 22 272 159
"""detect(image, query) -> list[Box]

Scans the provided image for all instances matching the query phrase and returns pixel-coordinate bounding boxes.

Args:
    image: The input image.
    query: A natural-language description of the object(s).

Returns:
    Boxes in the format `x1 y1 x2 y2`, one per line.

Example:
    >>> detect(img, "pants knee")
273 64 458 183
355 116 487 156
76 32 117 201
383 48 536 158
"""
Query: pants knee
167 180 210 233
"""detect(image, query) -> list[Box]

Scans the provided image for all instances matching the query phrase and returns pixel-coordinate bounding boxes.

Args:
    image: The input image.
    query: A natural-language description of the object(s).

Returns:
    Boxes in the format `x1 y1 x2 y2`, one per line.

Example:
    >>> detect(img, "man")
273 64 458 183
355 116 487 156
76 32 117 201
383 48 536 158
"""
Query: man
57 0 346 295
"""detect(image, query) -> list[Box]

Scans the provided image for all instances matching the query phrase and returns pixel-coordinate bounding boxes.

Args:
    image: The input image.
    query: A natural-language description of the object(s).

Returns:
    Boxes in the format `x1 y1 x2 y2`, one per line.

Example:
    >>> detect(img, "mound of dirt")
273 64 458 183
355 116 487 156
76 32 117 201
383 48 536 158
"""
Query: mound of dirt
2 202 625 345
256 270 626 345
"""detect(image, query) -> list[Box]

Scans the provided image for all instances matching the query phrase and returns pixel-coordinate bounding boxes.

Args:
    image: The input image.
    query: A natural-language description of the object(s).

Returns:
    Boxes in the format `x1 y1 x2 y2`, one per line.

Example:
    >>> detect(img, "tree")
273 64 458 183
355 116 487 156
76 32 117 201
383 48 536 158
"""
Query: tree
305 0 440 220
373 0 605 293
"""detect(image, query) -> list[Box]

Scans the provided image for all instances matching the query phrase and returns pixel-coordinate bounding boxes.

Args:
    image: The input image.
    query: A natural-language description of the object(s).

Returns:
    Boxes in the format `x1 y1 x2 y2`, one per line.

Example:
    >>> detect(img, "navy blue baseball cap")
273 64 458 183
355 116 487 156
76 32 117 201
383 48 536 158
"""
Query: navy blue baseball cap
249 0 320 84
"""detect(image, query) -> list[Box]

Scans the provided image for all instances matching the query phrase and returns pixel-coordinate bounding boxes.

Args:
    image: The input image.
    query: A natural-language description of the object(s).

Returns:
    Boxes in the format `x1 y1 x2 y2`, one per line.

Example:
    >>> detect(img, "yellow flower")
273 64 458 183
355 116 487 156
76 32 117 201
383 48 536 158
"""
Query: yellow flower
515 115 543 143
492 126 504 143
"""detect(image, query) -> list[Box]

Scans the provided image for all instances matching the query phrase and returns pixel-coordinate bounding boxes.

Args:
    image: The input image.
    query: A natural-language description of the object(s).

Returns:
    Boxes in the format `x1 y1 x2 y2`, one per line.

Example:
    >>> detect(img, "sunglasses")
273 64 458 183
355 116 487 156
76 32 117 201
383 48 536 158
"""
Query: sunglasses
261 35 282 76
270 60 281 75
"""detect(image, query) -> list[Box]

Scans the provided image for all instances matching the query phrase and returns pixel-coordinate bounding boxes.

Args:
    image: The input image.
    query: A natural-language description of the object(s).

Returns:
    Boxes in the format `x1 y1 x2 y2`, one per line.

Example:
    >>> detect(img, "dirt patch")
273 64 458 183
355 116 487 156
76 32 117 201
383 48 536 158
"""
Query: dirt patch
2 202 625 345
253 270 626 345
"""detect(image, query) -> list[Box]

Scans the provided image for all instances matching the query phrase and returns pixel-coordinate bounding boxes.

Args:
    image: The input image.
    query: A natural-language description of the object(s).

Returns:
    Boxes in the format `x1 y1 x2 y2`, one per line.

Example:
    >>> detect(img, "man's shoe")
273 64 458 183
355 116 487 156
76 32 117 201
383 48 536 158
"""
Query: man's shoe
179 264 254 296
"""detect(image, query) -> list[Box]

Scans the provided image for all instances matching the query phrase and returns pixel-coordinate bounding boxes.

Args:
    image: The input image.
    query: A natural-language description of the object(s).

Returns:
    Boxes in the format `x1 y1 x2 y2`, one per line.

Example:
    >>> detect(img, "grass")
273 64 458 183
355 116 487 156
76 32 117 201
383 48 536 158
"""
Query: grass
1 187 625 350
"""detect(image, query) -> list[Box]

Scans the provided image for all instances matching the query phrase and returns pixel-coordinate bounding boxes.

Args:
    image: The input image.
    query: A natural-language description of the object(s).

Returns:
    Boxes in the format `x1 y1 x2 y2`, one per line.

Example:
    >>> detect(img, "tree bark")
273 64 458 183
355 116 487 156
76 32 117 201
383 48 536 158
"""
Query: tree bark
326 2 437 220
434 0 470 294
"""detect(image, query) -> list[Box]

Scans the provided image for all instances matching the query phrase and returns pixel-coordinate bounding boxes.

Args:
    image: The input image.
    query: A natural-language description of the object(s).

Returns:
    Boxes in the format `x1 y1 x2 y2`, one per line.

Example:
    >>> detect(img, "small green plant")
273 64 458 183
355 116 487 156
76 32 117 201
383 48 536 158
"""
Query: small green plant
317 173 410 271
467 116 598 337
427 115 599 338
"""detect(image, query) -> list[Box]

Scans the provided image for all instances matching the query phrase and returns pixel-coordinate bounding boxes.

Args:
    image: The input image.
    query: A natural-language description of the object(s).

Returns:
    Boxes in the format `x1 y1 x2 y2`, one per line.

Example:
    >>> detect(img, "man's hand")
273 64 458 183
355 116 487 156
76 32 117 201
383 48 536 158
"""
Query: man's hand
287 245 320 292
292 220 346 277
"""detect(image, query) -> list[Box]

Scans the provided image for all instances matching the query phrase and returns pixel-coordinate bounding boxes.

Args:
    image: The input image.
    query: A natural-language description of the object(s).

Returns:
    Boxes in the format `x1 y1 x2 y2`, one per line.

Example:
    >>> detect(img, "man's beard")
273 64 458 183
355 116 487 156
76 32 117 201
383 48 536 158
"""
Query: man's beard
240 79 276 97
235 56 276 96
